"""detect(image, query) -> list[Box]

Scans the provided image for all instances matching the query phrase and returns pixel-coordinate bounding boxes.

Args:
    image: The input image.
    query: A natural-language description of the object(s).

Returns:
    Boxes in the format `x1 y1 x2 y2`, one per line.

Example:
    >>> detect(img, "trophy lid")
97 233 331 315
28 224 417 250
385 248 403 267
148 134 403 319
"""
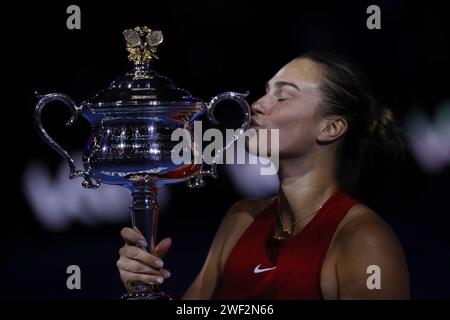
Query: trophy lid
82 26 202 110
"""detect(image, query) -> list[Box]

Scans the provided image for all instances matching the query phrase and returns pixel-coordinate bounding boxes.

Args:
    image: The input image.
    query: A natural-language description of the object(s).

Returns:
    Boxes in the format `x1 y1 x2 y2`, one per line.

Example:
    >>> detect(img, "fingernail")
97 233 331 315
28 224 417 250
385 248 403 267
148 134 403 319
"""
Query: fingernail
154 260 164 268
162 270 171 278
138 239 147 247
156 277 164 284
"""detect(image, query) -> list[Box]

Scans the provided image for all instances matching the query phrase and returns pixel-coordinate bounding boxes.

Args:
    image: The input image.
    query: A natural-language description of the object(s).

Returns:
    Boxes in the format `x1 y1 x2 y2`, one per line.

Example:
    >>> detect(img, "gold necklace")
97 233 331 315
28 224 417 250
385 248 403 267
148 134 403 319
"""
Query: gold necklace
274 205 322 240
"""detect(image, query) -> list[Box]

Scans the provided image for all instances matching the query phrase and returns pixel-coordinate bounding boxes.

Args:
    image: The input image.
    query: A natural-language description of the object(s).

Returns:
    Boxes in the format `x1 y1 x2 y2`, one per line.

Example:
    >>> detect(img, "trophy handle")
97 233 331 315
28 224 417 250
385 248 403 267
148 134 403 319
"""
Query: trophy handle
187 91 251 188
34 92 100 188
206 91 251 128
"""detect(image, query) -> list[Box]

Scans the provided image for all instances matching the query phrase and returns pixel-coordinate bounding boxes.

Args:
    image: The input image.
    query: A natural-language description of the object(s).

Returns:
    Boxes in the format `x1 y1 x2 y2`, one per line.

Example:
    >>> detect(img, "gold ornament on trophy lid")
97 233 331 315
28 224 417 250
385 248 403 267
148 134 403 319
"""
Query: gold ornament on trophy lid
123 26 164 64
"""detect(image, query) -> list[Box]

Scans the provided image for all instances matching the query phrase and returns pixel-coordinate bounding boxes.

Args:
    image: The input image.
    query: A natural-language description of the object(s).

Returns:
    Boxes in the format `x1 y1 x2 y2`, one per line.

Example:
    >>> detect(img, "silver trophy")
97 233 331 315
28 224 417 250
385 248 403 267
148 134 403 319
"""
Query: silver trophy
34 26 251 299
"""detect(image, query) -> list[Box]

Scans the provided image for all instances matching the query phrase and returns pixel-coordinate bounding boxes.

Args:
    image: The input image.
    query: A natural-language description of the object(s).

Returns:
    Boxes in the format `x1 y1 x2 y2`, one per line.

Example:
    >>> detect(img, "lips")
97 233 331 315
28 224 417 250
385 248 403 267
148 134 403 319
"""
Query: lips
250 118 260 127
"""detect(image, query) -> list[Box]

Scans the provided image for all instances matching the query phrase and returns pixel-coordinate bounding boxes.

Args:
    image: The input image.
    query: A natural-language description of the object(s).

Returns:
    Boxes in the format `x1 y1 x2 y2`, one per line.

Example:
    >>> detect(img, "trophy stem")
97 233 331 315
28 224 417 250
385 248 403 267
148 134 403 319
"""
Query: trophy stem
121 181 171 300
131 182 159 252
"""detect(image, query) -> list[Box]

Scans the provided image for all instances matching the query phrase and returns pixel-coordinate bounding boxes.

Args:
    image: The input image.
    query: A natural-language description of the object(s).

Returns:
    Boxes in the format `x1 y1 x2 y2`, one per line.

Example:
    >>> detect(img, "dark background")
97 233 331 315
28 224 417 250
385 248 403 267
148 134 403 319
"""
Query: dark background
2 0 449 299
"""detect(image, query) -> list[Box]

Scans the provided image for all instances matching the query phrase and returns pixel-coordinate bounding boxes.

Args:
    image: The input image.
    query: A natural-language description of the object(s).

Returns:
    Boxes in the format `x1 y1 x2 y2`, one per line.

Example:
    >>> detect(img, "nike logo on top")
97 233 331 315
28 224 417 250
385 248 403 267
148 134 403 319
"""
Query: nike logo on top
253 264 277 274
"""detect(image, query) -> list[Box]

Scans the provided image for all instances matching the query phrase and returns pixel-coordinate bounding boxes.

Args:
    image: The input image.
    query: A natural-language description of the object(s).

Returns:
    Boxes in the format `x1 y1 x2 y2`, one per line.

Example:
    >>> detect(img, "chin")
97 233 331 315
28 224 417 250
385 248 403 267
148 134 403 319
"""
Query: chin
245 136 273 158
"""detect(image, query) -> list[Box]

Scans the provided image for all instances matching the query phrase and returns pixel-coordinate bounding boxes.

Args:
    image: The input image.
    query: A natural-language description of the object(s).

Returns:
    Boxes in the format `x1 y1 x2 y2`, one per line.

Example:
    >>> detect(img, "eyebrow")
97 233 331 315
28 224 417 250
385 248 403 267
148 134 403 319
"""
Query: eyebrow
266 81 301 92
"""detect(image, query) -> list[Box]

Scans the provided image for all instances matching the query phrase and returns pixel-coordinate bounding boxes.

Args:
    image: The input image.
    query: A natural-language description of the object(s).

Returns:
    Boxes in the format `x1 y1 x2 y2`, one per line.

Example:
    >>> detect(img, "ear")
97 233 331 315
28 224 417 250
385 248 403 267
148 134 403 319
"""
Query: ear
317 116 347 143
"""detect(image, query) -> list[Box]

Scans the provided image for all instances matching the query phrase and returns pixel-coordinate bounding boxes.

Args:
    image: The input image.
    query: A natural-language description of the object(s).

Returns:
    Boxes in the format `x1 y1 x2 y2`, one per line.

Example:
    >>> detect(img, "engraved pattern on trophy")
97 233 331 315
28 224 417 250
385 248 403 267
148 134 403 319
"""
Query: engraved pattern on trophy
34 26 252 300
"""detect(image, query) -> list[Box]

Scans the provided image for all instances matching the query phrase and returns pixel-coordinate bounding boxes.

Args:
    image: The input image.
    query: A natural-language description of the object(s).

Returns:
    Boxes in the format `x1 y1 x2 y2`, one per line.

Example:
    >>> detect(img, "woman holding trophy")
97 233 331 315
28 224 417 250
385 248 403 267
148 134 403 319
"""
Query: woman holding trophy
117 52 410 299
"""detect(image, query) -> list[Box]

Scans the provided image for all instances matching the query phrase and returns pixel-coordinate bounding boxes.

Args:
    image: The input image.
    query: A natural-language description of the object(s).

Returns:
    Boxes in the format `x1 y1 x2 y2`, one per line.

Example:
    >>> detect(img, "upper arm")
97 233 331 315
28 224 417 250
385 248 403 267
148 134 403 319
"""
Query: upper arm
335 211 410 300
182 199 261 300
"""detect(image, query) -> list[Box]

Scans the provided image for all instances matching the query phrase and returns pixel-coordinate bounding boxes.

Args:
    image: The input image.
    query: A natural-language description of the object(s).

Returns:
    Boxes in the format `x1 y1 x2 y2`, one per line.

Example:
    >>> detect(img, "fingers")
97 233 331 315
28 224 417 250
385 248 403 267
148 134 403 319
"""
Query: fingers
116 256 157 275
116 256 171 277
154 237 172 258
160 268 171 279
119 269 165 287
119 245 164 269
118 230 173 292
121 227 147 247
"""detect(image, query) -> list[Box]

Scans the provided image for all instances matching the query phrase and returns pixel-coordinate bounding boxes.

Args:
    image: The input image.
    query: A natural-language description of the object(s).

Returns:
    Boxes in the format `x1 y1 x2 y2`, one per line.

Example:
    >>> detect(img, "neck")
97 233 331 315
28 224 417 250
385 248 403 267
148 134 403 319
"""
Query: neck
276 152 339 231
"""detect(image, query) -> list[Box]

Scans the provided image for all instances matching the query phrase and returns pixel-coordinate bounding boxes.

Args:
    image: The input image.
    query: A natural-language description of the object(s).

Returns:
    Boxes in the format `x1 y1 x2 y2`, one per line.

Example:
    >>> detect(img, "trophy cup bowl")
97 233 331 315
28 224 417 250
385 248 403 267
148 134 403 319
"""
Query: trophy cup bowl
34 26 251 300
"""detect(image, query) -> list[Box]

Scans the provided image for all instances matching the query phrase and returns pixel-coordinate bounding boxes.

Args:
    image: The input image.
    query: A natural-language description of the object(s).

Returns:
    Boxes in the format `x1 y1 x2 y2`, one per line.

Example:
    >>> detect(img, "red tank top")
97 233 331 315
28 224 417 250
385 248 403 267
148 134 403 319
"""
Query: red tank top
214 187 360 300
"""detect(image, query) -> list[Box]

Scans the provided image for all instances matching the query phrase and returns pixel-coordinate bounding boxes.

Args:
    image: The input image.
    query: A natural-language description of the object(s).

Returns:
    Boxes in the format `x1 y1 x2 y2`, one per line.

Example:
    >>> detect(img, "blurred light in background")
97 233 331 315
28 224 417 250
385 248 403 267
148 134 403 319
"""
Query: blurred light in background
404 101 450 173
226 152 279 198
22 152 170 231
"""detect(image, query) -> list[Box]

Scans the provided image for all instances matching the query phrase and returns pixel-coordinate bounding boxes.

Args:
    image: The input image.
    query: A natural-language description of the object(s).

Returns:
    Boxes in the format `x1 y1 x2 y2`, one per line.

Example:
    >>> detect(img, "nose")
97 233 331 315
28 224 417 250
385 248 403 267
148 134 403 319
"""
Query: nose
251 97 265 115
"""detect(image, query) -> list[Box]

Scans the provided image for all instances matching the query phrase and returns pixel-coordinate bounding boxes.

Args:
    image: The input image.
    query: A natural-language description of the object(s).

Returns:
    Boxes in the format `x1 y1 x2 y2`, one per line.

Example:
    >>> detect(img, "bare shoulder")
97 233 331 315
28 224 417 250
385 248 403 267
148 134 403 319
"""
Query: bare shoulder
332 203 410 299
225 197 275 222
336 203 401 252
219 197 275 240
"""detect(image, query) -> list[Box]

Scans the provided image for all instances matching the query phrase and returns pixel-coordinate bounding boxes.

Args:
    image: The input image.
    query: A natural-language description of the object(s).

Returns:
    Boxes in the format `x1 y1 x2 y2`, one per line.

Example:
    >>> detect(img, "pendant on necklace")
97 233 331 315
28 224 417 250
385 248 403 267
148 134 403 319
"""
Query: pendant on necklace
274 227 291 240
